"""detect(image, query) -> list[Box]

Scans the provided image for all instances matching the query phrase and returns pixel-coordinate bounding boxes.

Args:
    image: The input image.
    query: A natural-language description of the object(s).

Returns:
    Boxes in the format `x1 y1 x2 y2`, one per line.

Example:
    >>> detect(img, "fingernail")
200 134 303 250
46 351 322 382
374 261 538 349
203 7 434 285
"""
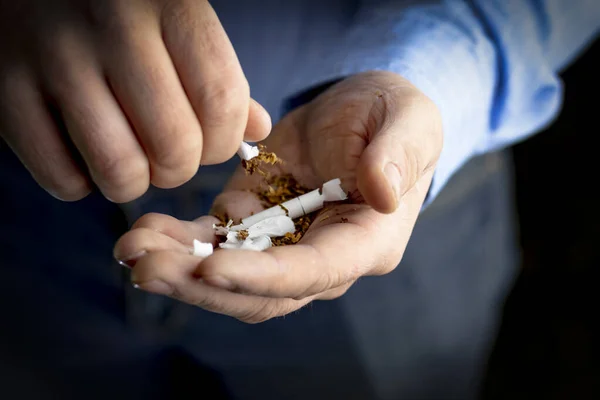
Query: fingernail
117 250 147 269
384 162 402 205
132 280 173 296
47 190 66 201
202 275 235 291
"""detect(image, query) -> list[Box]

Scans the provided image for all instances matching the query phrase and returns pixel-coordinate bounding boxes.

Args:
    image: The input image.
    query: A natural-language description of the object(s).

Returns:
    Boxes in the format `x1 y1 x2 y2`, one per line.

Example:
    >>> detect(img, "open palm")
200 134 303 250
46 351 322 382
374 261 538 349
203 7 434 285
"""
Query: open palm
113 71 442 323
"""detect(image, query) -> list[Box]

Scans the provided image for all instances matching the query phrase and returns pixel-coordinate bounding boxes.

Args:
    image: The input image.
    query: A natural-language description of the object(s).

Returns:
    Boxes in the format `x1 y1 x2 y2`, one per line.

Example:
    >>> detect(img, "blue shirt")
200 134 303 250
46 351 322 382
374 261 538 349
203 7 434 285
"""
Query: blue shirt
210 0 600 205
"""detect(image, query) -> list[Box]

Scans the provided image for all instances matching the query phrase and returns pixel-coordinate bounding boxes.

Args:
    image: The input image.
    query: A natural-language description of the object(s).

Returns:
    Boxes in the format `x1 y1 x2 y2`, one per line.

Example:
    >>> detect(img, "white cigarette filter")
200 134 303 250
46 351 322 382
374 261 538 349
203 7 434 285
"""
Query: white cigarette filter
237 141 260 161
240 178 347 227
192 239 214 257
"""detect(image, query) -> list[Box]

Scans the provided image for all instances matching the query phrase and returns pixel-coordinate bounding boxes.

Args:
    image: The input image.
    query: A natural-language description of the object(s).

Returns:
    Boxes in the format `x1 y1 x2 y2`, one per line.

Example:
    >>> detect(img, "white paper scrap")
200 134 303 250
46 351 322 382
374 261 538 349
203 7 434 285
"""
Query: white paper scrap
192 239 214 257
237 142 260 161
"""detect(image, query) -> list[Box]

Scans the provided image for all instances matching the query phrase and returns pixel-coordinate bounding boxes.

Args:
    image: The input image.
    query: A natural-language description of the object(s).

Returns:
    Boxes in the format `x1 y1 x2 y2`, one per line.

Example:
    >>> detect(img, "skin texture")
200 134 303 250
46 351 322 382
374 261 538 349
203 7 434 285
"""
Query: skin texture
114 71 444 323
0 0 271 203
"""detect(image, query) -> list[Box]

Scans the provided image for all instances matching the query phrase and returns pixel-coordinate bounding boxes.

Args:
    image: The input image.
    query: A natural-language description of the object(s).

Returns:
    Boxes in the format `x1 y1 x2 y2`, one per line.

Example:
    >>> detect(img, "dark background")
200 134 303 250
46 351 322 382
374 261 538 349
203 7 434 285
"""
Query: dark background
482 39 599 398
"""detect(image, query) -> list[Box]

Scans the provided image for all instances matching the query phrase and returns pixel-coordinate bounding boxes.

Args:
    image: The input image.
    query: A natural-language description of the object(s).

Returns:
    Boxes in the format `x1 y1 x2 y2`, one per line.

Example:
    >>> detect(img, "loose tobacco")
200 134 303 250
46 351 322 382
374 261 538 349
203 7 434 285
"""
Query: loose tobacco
240 146 317 246
253 173 318 247
241 144 281 176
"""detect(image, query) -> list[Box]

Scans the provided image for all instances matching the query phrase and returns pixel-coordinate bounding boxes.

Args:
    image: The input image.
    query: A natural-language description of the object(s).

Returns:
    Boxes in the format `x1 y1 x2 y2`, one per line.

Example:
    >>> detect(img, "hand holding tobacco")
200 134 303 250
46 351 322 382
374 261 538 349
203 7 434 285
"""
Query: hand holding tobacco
113 71 443 323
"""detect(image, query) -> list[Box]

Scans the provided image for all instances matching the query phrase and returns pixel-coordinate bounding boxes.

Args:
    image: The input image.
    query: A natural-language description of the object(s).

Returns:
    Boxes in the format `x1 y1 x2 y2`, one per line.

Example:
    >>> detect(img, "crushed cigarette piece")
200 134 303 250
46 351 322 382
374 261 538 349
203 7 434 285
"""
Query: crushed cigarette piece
240 178 347 227
192 239 214 257
220 235 272 251
220 143 351 250
255 174 322 247
216 215 295 250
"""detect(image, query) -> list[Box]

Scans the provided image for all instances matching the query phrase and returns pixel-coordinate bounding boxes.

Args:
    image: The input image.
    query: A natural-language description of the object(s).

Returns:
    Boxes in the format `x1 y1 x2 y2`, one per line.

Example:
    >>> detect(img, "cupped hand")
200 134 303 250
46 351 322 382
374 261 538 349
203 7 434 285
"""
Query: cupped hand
114 71 443 323
0 0 271 202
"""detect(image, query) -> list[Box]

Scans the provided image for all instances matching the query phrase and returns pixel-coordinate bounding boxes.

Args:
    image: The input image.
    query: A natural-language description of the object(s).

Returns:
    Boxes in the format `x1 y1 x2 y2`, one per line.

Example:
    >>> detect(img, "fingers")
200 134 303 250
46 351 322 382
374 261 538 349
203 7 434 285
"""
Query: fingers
160 0 254 164
131 250 312 323
105 15 202 189
114 227 192 267
244 98 272 142
4 1 262 203
357 83 443 213
131 212 219 245
0 68 91 201
114 212 219 265
195 205 391 300
42 33 150 203
194 167 434 300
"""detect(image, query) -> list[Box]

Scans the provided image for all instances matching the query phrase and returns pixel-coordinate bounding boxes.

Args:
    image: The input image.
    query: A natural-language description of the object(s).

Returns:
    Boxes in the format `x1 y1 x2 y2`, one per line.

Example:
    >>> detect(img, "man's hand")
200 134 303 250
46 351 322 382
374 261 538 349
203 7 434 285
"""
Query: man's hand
0 0 271 202
113 71 443 323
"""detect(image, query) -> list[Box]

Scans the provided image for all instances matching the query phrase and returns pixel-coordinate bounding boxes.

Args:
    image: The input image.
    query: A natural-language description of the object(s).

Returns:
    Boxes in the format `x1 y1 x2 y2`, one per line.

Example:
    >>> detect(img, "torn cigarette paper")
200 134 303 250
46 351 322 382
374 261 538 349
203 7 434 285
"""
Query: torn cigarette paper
213 178 346 251
220 235 272 251
217 215 295 251
237 141 259 161
240 178 347 227
192 239 214 257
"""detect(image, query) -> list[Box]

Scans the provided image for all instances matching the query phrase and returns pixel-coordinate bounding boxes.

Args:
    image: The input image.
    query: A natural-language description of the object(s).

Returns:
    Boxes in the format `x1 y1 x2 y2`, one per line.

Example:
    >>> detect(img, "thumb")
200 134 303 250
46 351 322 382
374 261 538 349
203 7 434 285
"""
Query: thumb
243 98 272 142
356 97 442 214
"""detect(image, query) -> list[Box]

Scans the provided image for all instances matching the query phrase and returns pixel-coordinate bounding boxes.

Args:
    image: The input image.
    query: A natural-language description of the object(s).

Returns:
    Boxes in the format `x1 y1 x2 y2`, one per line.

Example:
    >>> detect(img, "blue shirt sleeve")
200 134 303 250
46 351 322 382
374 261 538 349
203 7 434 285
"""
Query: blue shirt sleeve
286 0 600 206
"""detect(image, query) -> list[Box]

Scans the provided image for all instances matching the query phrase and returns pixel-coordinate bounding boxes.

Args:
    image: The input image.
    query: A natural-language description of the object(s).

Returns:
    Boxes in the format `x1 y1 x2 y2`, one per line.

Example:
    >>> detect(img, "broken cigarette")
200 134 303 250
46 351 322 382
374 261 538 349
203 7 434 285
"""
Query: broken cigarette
217 215 295 251
192 239 214 257
239 178 347 228
219 235 272 251
210 177 347 252
237 141 260 161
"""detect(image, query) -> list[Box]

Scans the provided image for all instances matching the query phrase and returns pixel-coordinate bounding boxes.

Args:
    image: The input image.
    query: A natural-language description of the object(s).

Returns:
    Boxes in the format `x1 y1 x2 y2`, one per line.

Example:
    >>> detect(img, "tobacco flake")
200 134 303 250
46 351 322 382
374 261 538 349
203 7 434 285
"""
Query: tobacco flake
242 144 281 175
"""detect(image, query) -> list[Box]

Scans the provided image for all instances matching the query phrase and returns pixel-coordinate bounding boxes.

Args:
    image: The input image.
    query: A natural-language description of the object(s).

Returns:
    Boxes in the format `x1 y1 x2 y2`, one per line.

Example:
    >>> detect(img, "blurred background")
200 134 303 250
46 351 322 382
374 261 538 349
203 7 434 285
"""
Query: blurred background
481 39 599 398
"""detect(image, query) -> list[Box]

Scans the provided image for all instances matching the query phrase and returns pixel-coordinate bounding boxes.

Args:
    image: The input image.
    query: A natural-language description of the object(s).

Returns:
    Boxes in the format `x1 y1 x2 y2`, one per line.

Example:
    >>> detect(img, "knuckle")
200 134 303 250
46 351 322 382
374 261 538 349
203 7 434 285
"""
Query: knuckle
93 153 148 188
200 80 249 130
152 140 200 171
161 0 200 31
399 139 425 187
83 0 132 34
149 135 201 184
162 1 234 66
198 82 249 164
